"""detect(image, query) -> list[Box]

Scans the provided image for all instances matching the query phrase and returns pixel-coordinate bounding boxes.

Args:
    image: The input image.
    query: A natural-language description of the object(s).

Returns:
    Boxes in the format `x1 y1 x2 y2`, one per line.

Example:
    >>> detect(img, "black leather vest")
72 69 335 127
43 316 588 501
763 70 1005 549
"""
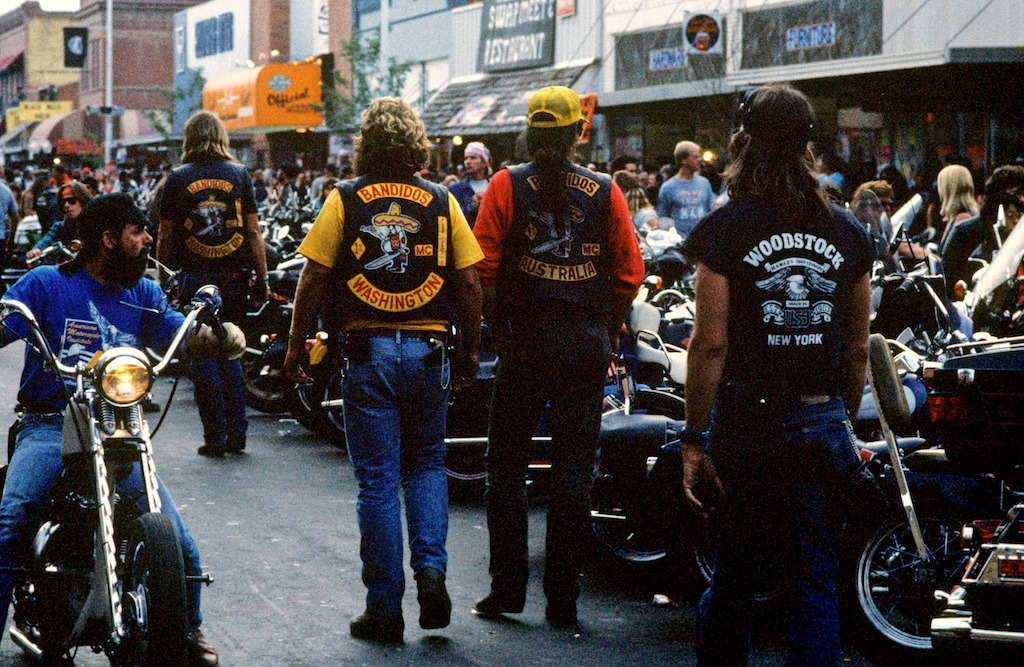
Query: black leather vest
334 176 454 324
499 162 611 317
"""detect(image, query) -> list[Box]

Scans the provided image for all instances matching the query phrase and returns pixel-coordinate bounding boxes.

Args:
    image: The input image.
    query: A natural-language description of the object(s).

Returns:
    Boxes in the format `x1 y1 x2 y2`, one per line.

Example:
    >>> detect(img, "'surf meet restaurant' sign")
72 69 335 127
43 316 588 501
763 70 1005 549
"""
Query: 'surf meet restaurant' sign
478 0 556 73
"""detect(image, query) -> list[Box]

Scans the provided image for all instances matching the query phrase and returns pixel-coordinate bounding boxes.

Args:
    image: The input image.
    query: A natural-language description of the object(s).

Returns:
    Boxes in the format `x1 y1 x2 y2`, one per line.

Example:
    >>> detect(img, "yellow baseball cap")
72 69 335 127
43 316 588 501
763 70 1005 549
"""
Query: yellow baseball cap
527 86 582 128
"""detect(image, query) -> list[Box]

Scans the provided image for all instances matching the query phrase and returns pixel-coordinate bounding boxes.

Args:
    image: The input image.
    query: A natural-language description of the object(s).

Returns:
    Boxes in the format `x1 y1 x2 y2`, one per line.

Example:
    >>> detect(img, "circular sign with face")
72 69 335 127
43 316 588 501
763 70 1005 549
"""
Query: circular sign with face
684 14 721 53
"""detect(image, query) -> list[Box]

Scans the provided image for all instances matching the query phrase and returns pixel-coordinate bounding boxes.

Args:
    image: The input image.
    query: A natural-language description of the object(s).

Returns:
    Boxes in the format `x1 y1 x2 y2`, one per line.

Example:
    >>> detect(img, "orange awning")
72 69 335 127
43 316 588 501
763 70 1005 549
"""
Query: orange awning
203 63 323 133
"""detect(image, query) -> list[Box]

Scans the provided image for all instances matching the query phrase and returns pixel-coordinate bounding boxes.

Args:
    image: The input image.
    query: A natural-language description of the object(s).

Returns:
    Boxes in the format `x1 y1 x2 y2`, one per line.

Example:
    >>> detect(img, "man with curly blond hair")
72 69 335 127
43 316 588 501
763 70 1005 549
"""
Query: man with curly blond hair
284 97 483 643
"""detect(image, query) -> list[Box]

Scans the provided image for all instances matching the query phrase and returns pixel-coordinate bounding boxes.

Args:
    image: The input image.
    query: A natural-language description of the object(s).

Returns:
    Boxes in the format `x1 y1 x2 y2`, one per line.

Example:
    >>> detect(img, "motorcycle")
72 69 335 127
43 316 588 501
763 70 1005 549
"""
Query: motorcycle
840 333 1003 666
240 258 303 415
0 288 220 665
926 334 1024 661
1 239 81 297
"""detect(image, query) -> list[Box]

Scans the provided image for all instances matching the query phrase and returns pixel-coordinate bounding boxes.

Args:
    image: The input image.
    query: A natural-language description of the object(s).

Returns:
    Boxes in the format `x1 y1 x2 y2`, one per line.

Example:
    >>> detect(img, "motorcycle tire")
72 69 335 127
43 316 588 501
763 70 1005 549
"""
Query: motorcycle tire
120 512 189 667
242 348 291 414
291 377 346 450
690 515 791 604
590 390 686 563
841 505 972 667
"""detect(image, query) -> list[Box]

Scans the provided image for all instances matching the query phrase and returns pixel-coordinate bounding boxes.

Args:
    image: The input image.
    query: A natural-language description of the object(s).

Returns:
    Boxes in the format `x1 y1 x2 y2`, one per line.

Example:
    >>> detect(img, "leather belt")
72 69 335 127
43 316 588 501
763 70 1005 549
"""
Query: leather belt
798 395 833 405
349 328 440 343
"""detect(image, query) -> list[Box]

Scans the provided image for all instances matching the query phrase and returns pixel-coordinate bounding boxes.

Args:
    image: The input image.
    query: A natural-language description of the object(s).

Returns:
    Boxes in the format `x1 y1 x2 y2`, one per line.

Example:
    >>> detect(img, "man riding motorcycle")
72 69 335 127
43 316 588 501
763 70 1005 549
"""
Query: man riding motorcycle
0 194 243 666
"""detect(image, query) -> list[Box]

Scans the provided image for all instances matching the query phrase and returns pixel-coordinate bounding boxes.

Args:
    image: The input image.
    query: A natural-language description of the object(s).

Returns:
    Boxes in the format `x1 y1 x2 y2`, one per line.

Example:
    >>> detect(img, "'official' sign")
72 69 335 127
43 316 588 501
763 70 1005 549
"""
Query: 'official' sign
478 0 556 73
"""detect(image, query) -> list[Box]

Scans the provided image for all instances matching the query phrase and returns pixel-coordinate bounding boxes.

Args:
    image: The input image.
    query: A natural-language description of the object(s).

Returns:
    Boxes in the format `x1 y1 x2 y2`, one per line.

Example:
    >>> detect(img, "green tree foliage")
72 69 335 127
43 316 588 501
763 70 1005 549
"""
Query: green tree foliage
319 31 414 131
144 69 206 139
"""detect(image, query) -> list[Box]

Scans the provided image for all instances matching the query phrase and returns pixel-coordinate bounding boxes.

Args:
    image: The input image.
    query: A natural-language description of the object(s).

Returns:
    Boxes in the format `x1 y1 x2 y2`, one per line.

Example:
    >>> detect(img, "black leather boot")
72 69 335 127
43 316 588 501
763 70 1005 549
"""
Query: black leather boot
415 567 451 630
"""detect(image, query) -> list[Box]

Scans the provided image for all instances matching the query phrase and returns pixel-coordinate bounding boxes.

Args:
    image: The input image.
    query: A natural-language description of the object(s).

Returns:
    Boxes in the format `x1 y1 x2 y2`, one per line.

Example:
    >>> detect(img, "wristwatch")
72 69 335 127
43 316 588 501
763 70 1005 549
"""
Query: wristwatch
678 424 710 449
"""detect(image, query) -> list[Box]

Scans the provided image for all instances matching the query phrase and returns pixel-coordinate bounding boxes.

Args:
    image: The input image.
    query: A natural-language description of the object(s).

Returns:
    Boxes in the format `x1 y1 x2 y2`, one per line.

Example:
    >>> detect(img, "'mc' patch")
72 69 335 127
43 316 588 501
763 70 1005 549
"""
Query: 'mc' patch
415 244 434 257
582 243 601 256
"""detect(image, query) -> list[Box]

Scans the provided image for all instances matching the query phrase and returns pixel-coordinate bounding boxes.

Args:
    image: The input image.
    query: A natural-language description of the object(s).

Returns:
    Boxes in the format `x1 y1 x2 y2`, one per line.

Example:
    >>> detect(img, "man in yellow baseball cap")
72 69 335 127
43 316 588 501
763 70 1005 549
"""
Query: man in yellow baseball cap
471 84 644 628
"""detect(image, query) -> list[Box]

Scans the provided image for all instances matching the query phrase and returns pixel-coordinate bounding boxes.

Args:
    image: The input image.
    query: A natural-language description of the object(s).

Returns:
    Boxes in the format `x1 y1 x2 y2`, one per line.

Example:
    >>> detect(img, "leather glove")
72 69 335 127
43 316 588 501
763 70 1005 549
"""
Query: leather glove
220 322 246 360
185 323 220 359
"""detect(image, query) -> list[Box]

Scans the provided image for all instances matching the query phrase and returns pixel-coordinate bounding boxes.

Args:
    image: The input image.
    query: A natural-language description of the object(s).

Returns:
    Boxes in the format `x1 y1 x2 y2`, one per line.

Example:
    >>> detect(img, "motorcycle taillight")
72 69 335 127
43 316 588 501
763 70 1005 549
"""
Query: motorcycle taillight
998 557 1024 578
927 394 968 423
972 519 1003 544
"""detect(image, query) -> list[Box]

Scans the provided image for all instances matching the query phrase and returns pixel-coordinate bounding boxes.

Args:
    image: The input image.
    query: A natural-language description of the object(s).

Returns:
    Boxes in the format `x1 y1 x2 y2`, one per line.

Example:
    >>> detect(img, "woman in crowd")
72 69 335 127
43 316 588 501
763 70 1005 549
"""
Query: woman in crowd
936 164 979 249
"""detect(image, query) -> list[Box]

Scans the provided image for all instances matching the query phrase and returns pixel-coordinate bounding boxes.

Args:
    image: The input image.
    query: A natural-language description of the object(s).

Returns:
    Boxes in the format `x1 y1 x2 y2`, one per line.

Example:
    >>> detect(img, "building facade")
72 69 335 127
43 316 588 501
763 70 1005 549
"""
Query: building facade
175 0 350 168
356 0 1022 187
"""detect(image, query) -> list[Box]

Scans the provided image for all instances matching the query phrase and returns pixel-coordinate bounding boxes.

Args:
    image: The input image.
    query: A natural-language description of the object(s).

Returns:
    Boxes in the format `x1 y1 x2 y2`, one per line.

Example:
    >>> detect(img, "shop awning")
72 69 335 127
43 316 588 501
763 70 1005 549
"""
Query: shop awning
26 108 164 155
0 121 35 153
27 111 74 153
420 64 589 138
203 63 323 133
0 51 24 72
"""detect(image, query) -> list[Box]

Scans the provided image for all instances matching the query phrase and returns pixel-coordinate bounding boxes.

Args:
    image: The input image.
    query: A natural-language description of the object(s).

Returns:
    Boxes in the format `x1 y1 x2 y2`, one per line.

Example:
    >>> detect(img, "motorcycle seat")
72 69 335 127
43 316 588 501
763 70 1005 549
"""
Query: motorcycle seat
626 301 661 337
859 436 927 457
635 335 688 387
903 447 950 474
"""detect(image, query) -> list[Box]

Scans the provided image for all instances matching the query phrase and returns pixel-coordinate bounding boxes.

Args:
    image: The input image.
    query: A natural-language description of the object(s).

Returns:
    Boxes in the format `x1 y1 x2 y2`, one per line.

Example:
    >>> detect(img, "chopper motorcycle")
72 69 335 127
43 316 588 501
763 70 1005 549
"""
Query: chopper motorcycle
0 288 221 666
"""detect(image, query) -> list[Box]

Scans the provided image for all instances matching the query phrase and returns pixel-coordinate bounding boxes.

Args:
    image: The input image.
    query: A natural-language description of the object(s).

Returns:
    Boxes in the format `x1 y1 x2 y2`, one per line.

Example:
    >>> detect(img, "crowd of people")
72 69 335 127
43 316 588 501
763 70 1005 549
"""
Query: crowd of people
0 84 1022 667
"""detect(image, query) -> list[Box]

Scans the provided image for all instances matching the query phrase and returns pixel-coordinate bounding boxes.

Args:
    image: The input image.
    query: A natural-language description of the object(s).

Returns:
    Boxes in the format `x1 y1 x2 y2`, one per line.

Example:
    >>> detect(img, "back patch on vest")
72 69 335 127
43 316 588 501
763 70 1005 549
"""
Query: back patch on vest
357 203 420 273
347 272 445 312
184 192 245 259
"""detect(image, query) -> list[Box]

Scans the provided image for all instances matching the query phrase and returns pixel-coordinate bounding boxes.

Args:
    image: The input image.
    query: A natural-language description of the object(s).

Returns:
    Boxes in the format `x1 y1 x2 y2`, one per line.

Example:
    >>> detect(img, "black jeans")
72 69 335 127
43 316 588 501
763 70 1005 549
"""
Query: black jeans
484 315 611 602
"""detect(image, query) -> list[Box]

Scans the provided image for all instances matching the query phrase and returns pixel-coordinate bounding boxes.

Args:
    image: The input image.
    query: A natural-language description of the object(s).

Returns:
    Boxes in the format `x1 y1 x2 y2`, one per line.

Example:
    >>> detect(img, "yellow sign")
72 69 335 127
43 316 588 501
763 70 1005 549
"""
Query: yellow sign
5 101 72 129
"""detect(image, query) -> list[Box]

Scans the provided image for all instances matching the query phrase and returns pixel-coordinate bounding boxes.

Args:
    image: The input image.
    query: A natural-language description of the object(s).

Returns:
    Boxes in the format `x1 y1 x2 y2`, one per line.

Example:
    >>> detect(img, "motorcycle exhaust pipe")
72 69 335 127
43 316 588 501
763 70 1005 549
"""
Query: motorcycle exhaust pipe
9 624 43 660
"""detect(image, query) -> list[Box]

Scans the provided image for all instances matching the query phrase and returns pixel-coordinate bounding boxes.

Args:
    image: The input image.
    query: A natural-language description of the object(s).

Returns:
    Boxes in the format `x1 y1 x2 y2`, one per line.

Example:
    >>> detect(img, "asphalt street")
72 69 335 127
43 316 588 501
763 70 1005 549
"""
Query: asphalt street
0 341 871 666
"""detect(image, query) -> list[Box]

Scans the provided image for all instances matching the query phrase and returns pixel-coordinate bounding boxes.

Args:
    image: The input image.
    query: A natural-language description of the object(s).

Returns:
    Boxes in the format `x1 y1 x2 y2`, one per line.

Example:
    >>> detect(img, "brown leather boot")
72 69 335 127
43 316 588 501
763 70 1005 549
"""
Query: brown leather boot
187 627 220 666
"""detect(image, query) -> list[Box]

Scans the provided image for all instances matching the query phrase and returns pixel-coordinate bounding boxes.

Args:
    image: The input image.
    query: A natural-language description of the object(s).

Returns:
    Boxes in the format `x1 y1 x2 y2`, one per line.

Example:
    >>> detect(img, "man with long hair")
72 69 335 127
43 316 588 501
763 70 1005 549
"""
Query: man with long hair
680 84 872 665
448 141 492 227
158 110 268 457
471 86 644 628
283 97 483 643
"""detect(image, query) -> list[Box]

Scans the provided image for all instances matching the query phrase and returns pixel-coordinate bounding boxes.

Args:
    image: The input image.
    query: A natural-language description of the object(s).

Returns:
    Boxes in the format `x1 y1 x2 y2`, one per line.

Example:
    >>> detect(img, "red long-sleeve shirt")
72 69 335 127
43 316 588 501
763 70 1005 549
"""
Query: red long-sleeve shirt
473 168 644 301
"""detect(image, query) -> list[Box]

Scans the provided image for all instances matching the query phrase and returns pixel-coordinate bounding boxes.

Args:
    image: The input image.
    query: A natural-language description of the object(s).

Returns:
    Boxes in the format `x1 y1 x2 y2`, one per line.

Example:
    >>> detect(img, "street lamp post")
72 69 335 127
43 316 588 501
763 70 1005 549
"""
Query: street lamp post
104 0 113 165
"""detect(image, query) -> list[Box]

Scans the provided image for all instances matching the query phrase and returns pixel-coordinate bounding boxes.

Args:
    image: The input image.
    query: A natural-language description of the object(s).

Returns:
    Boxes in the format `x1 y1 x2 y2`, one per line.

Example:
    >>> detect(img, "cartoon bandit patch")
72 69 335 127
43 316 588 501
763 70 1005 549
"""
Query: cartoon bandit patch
359 203 422 273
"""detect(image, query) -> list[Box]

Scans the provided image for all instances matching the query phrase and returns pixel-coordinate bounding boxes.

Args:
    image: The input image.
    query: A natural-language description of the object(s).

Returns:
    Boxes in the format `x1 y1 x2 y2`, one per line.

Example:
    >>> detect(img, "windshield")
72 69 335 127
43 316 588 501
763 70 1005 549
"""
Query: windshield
850 189 900 276
973 207 1024 303
888 193 923 245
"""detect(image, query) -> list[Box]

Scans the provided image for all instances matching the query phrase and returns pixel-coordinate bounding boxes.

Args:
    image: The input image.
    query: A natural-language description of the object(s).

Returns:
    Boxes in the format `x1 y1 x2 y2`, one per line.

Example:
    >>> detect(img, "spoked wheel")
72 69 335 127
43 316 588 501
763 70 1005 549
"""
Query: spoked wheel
119 513 188 667
444 438 488 483
843 508 971 667
591 472 674 562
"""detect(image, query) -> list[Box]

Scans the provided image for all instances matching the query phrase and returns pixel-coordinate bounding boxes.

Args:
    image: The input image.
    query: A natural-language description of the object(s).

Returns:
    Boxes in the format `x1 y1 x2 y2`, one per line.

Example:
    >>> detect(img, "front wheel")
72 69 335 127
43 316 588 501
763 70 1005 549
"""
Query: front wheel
119 513 188 667
842 508 971 667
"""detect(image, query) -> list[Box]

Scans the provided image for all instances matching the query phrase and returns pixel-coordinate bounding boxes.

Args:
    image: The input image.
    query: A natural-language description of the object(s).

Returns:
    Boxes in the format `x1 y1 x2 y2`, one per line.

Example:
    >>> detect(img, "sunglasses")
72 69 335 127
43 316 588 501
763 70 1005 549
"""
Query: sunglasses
60 197 79 206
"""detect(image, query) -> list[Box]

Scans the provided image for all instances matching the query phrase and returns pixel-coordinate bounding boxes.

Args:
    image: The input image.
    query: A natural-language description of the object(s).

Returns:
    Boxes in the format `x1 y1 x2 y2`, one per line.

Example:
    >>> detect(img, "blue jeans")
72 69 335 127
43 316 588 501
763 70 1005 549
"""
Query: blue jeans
0 414 204 631
342 331 450 617
697 398 859 667
181 270 249 446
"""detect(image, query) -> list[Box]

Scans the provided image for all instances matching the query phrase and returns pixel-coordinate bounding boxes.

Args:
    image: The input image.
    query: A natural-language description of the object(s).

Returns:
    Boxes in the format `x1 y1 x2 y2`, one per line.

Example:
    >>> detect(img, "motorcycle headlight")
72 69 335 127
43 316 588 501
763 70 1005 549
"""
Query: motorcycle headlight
95 348 153 406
